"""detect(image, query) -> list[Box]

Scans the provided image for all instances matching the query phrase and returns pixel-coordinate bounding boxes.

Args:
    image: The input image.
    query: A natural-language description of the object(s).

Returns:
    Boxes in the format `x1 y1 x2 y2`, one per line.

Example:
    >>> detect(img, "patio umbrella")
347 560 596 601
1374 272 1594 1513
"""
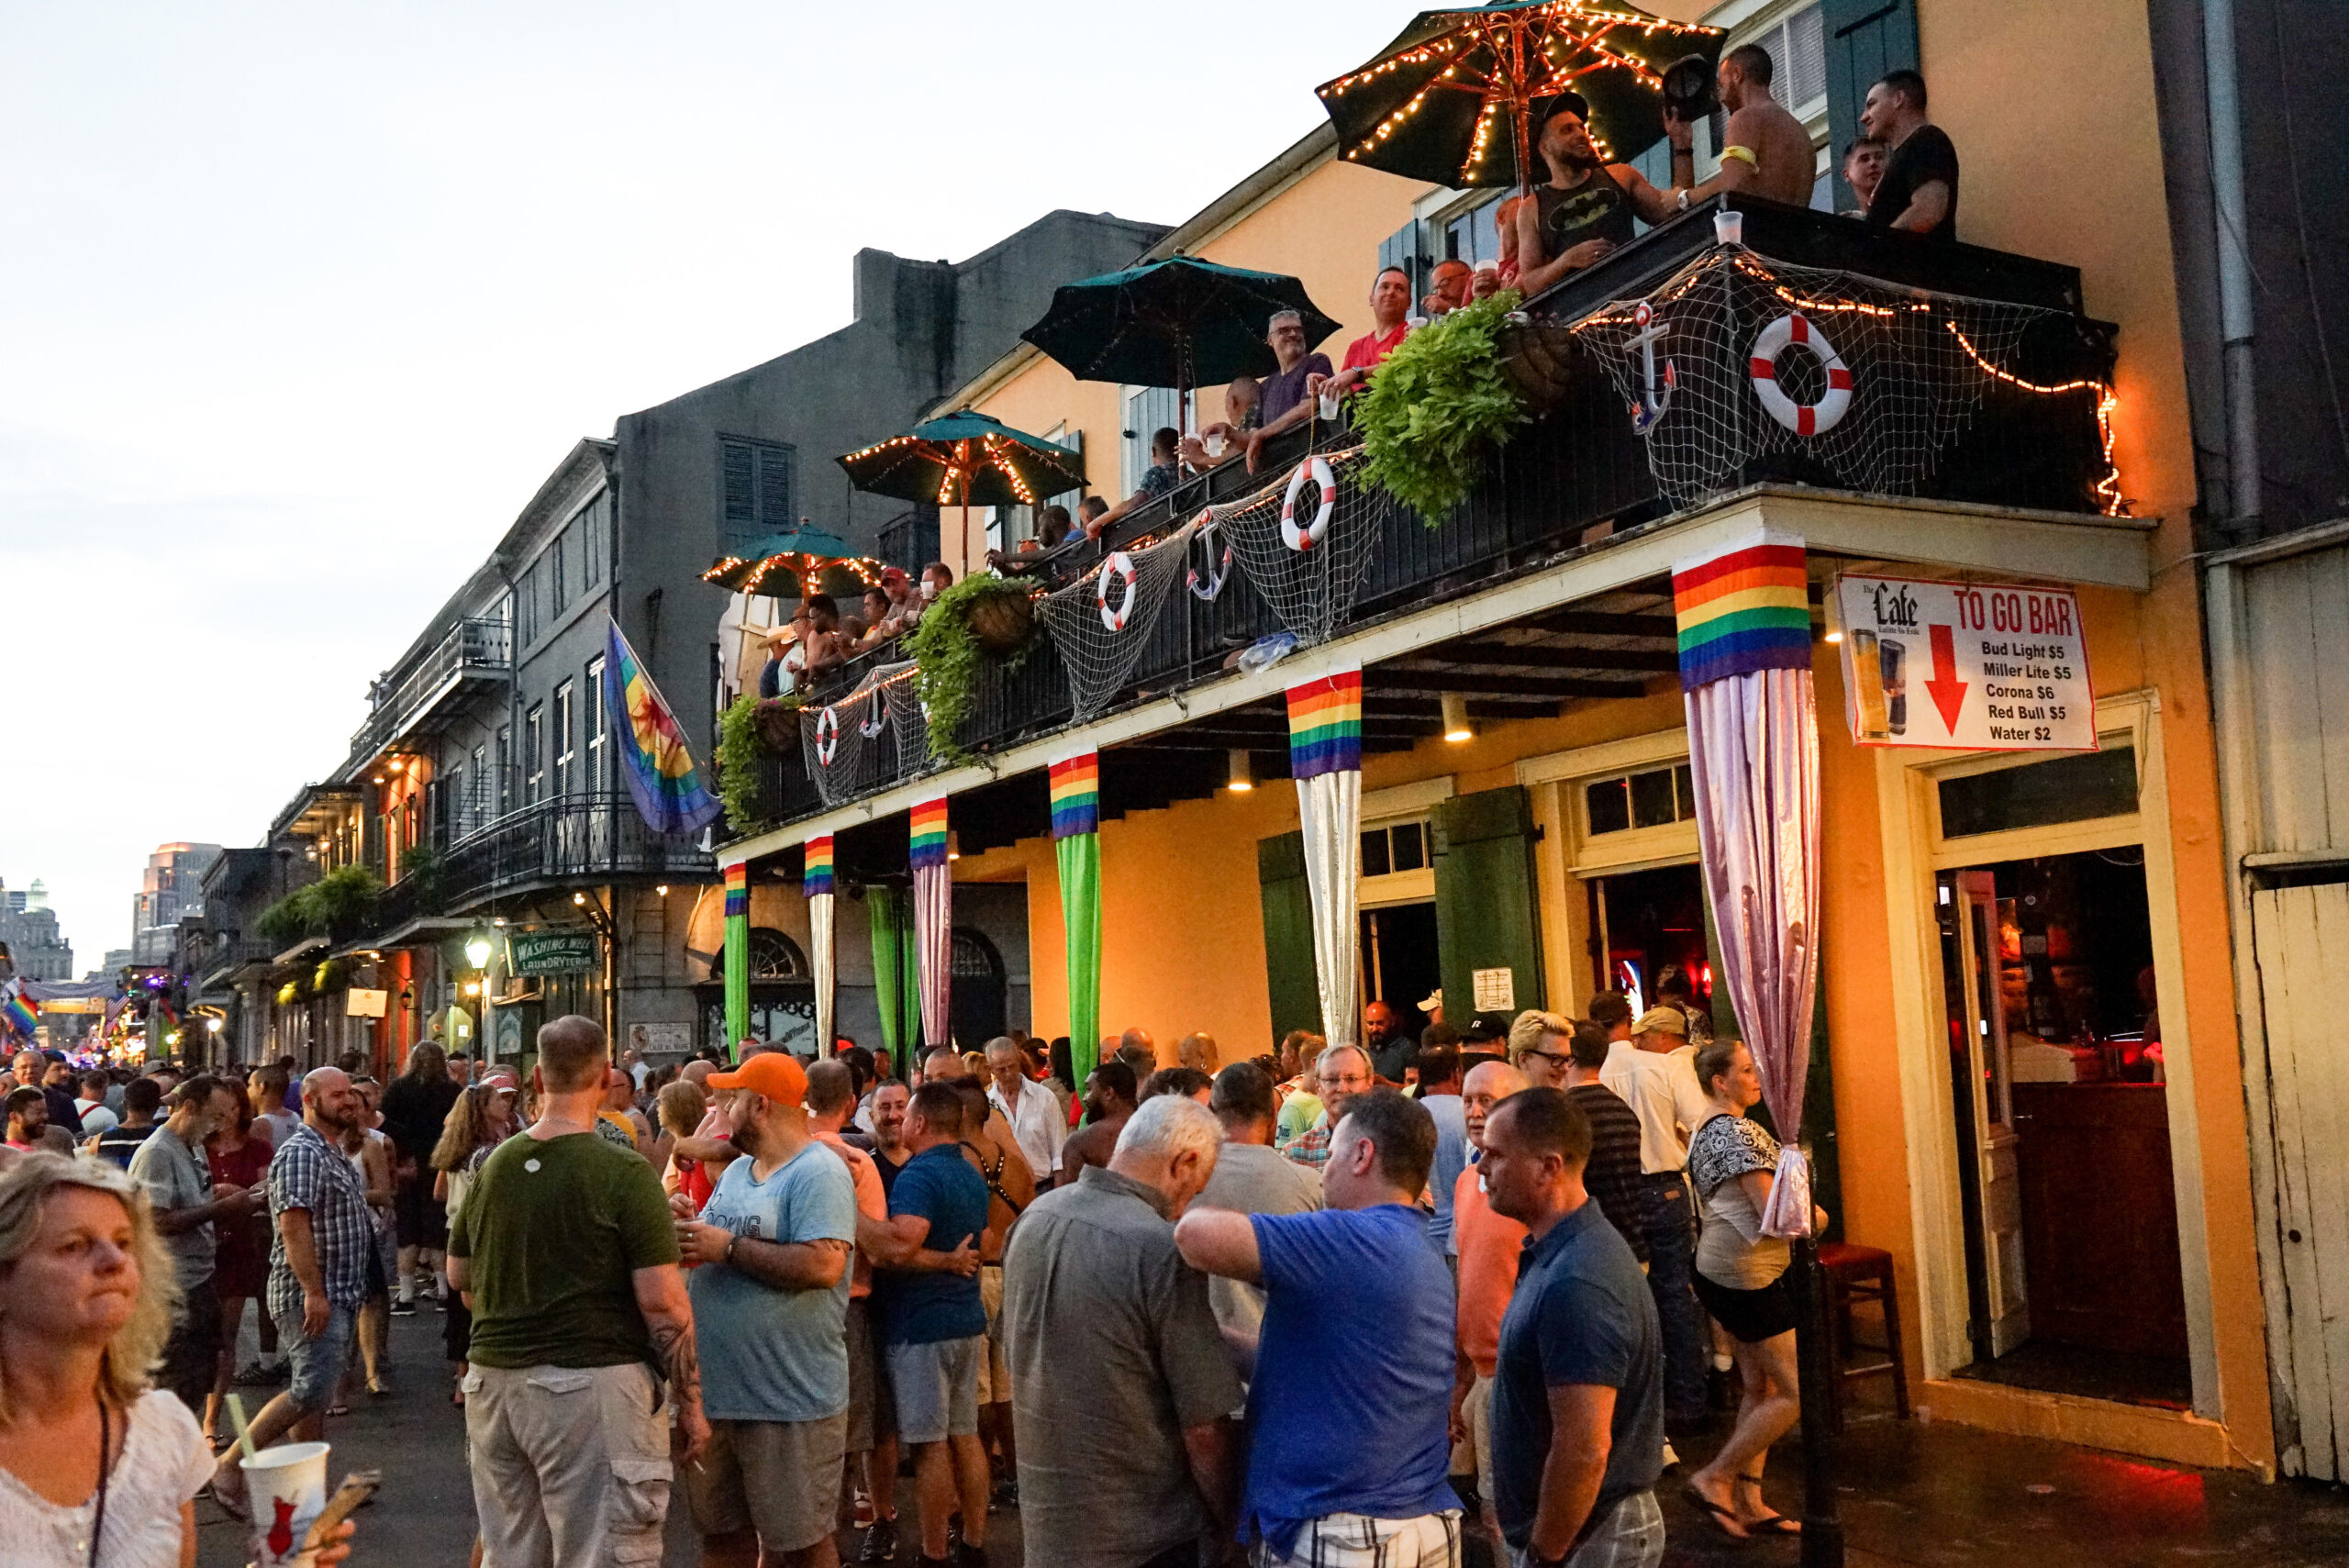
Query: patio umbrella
703 520 884 599
839 410 1088 572
1315 0 1722 191
1019 255 1342 427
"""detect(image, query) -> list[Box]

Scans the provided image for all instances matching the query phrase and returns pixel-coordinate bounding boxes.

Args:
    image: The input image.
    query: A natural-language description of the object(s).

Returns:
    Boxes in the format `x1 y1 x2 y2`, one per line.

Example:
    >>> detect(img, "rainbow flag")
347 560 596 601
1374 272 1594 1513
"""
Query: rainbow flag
909 796 951 870
804 835 835 897
1049 751 1099 839
603 618 724 836
1 984 36 1040
723 862 749 917
1672 530 1812 691
1286 667 1363 780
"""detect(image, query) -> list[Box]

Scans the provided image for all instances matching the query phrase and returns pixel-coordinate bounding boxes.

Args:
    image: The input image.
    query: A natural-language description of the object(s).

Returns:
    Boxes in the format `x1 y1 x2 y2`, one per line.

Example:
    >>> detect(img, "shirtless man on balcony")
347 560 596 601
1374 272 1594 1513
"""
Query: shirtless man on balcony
1664 43 1818 211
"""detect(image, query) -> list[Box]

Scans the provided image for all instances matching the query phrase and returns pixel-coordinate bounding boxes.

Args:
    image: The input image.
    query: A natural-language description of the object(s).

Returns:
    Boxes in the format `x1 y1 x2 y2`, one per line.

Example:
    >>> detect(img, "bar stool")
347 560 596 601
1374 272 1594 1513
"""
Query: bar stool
1817 1241 1910 1429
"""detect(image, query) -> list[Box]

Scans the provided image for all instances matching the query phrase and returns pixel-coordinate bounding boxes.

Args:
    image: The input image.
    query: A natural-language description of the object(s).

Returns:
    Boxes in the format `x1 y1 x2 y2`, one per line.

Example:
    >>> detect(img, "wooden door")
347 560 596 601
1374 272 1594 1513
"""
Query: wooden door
1954 871 2032 1354
2011 1082 2188 1357
2250 881 2349 1480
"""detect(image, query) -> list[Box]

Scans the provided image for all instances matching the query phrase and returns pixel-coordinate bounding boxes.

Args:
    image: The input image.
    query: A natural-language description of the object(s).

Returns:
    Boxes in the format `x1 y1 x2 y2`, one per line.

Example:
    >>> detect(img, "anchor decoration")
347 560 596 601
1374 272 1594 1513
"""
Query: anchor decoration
1625 300 1675 436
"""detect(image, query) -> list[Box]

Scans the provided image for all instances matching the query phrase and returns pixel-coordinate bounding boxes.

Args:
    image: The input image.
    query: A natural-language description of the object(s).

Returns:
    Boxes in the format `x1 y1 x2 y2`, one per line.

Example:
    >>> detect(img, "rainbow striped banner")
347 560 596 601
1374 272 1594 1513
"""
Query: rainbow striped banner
1286 666 1363 781
909 796 951 870
803 835 835 897
1672 529 1812 691
1049 751 1099 840
723 861 749 917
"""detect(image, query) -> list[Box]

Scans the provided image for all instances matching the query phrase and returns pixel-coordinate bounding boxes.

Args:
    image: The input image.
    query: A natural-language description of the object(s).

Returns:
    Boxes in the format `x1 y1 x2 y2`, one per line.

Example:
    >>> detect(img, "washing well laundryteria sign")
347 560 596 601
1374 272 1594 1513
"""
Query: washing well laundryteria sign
1832 574 2096 752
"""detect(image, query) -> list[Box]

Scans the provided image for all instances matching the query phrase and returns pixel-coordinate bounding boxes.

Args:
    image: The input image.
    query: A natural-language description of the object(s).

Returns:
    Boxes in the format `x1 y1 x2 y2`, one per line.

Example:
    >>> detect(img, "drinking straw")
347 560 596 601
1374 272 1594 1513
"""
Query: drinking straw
224 1393 259 1464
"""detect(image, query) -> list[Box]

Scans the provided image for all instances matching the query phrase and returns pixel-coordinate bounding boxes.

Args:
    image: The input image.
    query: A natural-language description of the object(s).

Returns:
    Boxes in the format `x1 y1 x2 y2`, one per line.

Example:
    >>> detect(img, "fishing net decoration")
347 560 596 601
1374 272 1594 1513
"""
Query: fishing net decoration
1568 246 2121 515
1038 521 1201 720
1219 446 1390 647
799 662 913 806
880 664 932 778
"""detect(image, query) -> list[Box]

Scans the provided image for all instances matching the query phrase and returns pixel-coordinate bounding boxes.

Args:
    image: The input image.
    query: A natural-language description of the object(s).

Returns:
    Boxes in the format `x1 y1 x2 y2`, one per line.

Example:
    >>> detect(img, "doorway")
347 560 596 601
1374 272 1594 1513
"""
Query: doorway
949 928 1008 1049
1360 902 1440 1040
1938 846 2190 1407
1585 863 1714 1024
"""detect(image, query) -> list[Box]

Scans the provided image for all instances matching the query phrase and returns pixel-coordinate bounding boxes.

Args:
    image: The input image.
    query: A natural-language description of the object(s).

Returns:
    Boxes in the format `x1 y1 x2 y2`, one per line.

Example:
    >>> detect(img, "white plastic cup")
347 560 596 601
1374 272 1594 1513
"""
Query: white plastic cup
1206 432 1226 459
241 1441 330 1568
1318 390 1341 420
1714 209 1744 246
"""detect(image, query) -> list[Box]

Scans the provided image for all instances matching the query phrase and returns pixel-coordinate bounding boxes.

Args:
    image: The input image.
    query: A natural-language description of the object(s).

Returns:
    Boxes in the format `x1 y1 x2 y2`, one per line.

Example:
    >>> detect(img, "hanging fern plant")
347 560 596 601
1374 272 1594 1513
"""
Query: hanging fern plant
1355 290 1531 520
906 574 1039 765
717 692 797 836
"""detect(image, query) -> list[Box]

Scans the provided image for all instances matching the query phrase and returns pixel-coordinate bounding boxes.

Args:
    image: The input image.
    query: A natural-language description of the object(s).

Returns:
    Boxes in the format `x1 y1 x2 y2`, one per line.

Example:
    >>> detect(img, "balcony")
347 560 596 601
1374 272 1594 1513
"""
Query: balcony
349 615 512 767
197 937 277 984
362 791 717 943
731 195 2125 840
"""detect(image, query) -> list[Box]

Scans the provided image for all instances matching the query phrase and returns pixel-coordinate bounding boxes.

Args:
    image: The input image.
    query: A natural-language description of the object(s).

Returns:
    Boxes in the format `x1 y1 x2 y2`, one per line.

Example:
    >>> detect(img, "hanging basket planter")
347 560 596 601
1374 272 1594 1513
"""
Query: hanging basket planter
1494 314 1599 417
963 587 1036 657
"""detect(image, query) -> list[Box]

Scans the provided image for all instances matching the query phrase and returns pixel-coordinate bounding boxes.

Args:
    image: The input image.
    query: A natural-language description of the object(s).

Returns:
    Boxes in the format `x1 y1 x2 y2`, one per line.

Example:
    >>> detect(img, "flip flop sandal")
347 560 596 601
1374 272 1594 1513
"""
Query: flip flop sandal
1734 1476 1801 1534
1682 1484 1751 1541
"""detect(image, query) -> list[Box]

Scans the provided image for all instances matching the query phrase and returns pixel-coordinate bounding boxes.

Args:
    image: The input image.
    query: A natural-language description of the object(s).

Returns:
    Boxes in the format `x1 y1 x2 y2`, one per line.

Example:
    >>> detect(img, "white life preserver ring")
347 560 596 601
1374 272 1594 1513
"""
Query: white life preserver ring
1280 456 1337 551
1748 312 1853 437
1097 550 1140 632
813 705 841 766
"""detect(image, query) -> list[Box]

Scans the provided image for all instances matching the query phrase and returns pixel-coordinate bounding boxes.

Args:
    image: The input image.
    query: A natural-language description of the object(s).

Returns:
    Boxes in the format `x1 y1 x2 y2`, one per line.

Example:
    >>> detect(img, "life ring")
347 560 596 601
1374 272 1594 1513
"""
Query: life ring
1748 312 1853 437
1186 515 1233 602
1097 550 1140 632
1280 456 1337 551
813 706 841 766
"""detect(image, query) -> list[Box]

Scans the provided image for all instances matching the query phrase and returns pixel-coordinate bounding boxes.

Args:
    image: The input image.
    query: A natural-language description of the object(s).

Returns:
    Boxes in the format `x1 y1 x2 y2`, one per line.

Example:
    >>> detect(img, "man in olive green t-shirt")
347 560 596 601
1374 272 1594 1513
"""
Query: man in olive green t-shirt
448 1017 709 1568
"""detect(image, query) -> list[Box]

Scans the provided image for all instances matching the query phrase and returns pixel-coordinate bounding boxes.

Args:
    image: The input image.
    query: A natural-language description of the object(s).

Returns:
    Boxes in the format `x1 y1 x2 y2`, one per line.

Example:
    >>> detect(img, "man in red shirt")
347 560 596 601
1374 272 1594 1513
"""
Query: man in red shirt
1314 266 1414 404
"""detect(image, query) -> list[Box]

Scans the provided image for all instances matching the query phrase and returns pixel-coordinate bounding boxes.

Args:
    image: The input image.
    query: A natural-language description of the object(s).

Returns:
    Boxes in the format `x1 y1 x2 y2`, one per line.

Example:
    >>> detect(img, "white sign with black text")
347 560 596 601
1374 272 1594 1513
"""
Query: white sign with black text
1833 574 2097 752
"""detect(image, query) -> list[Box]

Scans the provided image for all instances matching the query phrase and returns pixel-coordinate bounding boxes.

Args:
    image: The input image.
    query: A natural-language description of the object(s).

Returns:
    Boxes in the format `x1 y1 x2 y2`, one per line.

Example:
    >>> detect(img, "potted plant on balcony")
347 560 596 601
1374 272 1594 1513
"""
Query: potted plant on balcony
907 573 1040 764
1355 289 1532 518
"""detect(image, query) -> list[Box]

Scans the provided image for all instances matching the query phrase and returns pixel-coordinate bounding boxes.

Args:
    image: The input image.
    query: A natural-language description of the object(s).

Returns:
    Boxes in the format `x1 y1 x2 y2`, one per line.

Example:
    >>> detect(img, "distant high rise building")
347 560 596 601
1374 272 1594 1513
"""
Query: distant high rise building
130 843 222 965
0 877 74 981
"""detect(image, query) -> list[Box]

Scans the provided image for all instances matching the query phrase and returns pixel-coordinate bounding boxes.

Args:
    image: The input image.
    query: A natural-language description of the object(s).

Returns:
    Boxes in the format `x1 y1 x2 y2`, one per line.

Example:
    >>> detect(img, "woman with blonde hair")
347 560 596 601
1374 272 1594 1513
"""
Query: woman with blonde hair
0 1152 354 1564
430 1079 515 1406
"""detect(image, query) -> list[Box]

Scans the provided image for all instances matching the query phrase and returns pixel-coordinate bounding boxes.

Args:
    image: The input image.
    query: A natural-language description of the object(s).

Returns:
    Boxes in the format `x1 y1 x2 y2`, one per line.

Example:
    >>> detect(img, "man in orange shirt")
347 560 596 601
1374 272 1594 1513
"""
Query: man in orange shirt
1449 1058 1529 1556
806 1059 897 1558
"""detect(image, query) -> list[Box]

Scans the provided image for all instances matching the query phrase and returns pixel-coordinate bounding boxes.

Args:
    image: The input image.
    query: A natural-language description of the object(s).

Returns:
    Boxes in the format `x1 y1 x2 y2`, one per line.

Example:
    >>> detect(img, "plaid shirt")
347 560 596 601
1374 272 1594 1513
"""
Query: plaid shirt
1277 1113 1333 1170
265 1121 375 1319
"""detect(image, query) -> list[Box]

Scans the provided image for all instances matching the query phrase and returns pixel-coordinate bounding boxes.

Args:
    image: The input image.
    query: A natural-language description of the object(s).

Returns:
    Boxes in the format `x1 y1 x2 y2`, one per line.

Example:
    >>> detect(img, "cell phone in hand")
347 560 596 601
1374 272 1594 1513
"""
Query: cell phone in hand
302 1470 383 1551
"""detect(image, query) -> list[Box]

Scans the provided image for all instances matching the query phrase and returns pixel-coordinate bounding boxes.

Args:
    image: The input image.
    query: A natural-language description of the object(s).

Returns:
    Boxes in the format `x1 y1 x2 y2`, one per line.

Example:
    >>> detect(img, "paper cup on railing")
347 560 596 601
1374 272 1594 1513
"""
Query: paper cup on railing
242 1441 329 1568
1714 209 1744 246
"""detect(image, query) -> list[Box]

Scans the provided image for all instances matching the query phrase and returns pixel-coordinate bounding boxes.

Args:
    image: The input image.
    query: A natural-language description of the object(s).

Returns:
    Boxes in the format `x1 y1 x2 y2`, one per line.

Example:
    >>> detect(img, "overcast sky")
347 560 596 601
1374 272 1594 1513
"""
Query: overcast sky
2 1 1407 961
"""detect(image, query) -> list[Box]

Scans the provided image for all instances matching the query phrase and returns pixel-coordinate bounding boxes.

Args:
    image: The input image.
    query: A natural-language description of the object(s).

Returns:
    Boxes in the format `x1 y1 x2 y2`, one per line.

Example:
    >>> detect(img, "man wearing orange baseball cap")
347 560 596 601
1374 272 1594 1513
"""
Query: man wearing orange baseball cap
674 1050 862 1568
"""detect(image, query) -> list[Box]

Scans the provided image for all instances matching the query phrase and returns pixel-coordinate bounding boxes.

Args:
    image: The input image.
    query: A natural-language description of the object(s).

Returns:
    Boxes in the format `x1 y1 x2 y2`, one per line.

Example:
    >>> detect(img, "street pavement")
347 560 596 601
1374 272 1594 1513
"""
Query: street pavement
194 1308 2349 1567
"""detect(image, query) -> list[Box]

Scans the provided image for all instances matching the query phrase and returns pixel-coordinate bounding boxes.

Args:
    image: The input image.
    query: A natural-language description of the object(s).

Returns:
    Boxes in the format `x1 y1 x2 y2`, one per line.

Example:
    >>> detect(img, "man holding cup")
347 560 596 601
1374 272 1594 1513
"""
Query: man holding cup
211 1066 374 1507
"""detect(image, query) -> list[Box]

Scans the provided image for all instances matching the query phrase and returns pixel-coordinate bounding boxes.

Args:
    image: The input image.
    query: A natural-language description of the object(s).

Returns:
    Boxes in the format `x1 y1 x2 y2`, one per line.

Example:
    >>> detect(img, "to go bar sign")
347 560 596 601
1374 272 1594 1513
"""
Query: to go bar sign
1832 574 2097 752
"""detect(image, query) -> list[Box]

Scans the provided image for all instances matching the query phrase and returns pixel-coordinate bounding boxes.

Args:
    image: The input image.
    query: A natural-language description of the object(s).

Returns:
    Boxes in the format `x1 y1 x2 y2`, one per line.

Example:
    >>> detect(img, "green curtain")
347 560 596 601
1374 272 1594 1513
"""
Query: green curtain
1058 832 1102 1092
868 887 923 1073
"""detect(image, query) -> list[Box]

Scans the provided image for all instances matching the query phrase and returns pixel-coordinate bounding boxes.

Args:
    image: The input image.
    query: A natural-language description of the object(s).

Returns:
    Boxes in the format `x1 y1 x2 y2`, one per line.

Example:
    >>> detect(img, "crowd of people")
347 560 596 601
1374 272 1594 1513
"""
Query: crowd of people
0 985 1820 1568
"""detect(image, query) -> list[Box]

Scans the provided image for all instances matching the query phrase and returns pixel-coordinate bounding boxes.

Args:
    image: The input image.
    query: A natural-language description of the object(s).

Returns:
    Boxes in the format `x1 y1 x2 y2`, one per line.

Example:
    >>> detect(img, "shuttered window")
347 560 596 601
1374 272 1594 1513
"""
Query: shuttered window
720 437 796 551
1821 0 1920 208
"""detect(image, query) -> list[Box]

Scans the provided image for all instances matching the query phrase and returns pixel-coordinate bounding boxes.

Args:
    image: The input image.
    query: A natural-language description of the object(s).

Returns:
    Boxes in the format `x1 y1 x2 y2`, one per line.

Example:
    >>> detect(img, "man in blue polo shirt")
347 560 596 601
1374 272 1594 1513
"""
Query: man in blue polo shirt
1478 1088 1664 1568
876 1082 994 1568
1176 1087 1461 1566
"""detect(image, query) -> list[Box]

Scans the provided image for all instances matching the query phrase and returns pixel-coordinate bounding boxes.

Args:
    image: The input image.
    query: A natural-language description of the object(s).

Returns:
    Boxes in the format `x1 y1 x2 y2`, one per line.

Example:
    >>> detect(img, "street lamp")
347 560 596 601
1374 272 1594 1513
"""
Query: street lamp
463 931 495 970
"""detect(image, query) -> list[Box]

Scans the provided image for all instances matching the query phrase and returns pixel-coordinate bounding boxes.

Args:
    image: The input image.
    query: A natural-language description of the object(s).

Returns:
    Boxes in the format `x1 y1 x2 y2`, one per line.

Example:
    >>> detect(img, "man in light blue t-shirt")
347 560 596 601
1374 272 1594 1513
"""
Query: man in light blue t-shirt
1177 1088 1462 1567
674 1051 859 1568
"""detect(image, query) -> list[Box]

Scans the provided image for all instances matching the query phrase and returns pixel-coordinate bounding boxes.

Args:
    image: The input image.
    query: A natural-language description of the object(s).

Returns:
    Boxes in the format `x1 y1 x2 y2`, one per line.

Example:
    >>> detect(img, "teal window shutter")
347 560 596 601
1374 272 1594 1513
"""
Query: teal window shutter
1432 787 1547 1026
1821 0 1920 210
1258 831 1323 1045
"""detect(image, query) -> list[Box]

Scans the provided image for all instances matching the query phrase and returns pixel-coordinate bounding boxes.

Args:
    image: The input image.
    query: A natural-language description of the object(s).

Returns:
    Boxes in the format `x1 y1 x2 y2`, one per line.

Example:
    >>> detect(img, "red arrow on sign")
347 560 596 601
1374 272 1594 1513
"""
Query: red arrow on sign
1925 624 1969 732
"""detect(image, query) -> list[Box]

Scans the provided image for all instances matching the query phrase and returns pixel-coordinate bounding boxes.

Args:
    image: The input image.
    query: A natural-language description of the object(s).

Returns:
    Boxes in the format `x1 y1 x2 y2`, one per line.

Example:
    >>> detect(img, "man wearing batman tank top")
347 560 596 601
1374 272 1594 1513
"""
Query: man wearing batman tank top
1513 94 1682 298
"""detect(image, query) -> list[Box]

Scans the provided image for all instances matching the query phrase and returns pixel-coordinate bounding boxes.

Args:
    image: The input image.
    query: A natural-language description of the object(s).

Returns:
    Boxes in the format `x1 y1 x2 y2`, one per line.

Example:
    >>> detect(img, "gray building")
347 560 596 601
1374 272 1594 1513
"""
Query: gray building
0 879 72 981
292 209 1163 1063
130 842 221 965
